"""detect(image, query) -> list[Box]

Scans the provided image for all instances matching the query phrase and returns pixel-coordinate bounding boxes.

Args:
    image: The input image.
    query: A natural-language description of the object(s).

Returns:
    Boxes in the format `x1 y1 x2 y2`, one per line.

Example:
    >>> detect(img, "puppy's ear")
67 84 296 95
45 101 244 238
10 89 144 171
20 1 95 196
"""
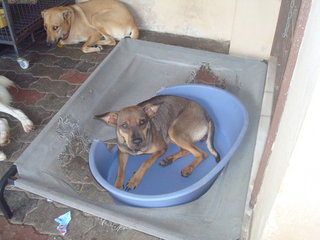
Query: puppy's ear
62 9 72 20
95 112 118 126
143 103 160 118
41 10 46 18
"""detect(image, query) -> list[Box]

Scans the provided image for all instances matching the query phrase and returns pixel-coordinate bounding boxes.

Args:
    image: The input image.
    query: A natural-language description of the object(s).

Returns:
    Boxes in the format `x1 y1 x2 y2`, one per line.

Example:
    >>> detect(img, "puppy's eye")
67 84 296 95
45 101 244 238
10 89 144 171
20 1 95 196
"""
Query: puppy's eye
121 123 128 129
53 26 59 31
139 119 146 126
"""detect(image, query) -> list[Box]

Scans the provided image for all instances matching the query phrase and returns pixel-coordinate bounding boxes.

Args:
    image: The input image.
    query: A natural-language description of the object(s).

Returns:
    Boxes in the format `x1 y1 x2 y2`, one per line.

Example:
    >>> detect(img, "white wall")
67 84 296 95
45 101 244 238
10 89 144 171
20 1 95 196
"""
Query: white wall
124 0 236 42
229 0 281 59
250 1 320 239
72 0 273 59
123 0 280 59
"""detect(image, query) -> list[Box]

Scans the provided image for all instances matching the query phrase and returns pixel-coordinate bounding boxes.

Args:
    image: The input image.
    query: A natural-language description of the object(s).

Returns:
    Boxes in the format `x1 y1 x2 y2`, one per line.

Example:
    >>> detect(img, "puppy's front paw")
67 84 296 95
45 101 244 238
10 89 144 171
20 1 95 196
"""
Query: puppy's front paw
114 177 124 190
114 181 124 190
125 176 141 191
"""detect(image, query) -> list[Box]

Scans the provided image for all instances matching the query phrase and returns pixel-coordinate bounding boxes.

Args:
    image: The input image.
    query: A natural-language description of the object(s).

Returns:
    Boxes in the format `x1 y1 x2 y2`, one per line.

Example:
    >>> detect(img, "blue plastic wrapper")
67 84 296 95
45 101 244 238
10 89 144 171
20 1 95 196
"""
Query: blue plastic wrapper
55 211 71 235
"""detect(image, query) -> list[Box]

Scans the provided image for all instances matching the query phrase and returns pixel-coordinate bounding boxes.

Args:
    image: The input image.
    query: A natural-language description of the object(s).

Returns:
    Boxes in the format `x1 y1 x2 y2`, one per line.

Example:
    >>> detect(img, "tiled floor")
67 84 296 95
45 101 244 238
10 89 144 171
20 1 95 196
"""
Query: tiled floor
0 30 228 240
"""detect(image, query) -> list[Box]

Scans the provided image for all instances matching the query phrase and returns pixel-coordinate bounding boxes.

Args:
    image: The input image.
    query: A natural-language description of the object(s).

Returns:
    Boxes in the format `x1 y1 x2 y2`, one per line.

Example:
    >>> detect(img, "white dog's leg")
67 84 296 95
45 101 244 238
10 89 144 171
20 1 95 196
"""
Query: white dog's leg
0 103 34 133
0 151 6 161
0 118 10 146
0 118 9 161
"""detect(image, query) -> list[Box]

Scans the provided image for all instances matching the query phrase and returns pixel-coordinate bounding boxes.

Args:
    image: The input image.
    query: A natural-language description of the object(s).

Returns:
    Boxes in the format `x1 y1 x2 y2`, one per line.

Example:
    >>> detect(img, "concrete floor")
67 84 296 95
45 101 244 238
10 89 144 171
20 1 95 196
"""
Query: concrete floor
0 30 228 240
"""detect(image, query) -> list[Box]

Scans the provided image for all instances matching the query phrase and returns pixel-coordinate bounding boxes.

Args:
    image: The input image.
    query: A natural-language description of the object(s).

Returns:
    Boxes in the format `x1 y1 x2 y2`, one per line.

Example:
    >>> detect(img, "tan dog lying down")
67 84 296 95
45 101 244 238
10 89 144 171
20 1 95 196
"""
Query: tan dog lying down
42 0 138 53
96 95 220 190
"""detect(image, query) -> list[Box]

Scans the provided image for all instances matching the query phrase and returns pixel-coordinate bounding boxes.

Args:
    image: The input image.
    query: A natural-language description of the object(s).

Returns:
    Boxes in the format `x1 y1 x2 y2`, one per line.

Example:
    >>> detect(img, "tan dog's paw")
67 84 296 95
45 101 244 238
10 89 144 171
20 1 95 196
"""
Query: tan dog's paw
96 45 103 51
125 175 141 191
114 180 124 190
181 166 194 177
159 156 173 167
81 45 103 53
114 175 125 189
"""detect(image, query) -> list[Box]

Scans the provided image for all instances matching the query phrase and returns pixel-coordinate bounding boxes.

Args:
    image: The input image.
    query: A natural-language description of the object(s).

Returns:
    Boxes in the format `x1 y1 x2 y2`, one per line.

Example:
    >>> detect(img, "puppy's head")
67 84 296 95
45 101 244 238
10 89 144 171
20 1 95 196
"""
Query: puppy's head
41 7 73 46
96 104 160 153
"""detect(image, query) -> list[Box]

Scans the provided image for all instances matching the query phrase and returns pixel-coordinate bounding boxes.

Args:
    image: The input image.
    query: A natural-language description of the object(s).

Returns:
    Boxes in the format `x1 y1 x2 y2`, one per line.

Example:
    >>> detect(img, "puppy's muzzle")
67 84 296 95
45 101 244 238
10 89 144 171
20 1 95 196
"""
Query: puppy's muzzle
132 137 143 146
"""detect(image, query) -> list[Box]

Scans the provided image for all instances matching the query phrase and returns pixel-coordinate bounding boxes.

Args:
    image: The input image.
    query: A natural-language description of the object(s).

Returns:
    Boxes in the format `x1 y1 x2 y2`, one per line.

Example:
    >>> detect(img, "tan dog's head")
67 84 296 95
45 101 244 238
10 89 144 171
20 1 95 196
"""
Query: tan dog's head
41 7 73 46
96 104 160 153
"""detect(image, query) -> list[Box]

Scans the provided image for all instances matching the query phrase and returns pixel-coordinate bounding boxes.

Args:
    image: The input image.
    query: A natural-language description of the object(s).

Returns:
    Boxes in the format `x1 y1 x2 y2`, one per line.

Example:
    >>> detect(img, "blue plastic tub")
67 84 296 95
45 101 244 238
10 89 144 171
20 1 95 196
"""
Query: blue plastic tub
89 84 248 207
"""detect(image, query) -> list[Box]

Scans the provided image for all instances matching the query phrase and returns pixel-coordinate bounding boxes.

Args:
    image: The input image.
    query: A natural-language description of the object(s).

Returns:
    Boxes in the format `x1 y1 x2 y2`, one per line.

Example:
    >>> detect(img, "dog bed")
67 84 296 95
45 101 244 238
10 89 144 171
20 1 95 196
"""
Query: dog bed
11 39 267 239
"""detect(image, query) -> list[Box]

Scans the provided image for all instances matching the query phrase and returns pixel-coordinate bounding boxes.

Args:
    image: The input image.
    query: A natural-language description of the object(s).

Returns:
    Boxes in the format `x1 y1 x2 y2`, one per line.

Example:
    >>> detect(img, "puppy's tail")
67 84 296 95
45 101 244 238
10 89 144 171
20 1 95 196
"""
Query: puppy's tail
130 25 139 39
206 120 221 162
0 76 14 89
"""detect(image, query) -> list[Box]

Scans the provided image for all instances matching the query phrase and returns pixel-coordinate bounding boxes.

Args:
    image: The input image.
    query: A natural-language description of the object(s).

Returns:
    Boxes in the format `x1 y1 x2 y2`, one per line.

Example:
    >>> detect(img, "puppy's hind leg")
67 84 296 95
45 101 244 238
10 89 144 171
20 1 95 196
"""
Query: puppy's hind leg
169 124 207 177
176 141 207 177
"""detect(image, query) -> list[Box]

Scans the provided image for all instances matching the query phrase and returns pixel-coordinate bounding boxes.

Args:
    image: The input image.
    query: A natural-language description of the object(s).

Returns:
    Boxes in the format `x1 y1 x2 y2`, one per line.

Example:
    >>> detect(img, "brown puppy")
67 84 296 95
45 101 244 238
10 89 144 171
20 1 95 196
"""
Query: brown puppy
42 0 138 53
96 95 220 190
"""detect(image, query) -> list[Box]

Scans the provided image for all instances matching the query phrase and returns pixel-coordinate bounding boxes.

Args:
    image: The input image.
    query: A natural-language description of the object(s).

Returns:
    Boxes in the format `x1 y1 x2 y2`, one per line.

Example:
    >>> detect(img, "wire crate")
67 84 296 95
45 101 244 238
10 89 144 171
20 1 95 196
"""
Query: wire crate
0 0 74 69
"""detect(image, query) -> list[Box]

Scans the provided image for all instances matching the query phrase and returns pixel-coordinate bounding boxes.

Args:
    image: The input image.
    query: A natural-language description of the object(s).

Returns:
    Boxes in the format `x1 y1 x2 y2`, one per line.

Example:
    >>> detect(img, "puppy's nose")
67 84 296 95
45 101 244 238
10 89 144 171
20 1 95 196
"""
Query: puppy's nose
132 138 142 145
46 41 52 47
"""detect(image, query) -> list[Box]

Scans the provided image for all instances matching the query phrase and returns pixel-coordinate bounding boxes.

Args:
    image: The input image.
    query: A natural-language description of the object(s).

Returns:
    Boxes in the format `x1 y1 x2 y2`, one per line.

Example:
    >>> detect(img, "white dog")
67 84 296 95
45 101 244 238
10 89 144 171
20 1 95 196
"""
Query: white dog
0 76 34 161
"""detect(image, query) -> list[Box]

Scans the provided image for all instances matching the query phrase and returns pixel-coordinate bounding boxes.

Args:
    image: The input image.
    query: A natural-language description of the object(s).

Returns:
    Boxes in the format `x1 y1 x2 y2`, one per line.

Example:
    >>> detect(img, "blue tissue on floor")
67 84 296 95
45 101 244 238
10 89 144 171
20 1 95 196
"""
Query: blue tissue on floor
55 211 71 235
